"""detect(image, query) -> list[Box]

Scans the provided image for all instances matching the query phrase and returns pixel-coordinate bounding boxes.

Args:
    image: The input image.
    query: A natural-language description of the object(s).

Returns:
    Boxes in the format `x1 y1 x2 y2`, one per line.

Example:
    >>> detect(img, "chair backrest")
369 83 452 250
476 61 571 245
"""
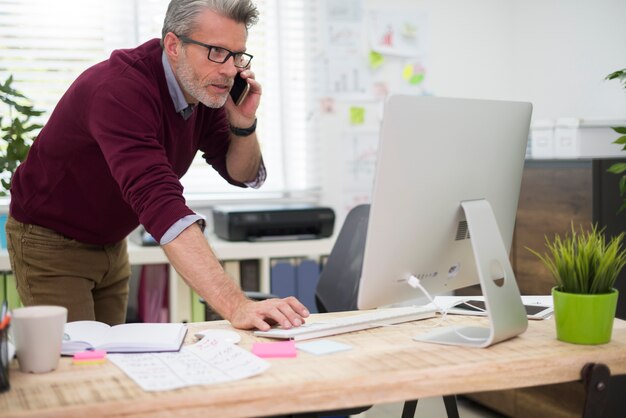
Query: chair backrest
315 204 370 313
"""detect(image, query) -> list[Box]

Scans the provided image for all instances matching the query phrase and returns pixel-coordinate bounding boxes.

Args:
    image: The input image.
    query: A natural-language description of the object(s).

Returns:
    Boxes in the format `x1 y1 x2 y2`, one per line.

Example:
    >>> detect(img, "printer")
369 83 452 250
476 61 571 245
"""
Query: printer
212 205 335 242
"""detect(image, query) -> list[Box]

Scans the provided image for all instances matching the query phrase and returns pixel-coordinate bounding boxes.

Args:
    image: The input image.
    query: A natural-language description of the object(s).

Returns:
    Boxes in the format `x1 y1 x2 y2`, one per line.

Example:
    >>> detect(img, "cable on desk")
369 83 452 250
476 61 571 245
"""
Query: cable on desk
407 275 485 342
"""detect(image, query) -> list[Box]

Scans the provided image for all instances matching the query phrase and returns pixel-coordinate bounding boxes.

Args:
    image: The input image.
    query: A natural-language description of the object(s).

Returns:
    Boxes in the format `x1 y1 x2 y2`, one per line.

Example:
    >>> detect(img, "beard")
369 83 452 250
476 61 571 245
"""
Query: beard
176 51 230 108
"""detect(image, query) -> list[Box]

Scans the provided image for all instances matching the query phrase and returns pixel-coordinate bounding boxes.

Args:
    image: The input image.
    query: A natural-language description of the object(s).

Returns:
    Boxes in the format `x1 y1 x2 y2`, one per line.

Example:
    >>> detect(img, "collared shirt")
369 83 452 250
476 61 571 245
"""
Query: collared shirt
160 52 266 244
161 52 196 120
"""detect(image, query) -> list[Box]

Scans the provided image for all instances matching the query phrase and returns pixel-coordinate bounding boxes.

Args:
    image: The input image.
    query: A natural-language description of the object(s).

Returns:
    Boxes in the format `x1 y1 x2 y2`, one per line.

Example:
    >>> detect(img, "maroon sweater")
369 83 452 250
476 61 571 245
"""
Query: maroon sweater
10 39 245 245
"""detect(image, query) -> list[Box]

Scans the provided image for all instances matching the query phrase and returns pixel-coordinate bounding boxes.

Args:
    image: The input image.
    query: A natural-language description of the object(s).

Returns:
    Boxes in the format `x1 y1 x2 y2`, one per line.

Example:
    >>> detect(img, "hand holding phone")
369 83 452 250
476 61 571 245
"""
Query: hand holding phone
230 72 250 106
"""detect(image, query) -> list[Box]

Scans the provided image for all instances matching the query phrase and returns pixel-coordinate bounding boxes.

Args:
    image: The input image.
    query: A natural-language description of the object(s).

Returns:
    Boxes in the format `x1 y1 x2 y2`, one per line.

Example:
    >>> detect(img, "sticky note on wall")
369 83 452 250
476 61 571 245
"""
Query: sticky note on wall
350 106 365 125
402 63 425 85
369 51 384 69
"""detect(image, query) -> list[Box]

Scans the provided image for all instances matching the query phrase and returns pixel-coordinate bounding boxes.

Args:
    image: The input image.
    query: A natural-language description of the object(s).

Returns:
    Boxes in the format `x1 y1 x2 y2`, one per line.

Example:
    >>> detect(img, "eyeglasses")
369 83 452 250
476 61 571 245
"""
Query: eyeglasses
176 34 253 68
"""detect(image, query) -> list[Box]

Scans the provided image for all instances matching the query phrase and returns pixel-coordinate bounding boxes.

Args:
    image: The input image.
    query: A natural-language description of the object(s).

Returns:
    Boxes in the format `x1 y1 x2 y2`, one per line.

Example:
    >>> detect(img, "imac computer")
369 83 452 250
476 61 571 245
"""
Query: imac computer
356 95 533 347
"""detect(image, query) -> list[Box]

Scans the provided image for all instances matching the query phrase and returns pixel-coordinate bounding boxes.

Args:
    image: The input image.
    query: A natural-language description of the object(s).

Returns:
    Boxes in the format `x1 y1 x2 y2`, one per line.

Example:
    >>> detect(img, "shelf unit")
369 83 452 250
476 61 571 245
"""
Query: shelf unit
0 233 334 323
132 235 334 322
0 234 333 325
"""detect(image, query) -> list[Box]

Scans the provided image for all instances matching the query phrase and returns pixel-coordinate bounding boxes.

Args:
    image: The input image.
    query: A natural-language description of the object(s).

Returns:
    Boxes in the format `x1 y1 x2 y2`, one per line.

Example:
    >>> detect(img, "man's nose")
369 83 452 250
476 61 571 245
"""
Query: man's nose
220 57 238 78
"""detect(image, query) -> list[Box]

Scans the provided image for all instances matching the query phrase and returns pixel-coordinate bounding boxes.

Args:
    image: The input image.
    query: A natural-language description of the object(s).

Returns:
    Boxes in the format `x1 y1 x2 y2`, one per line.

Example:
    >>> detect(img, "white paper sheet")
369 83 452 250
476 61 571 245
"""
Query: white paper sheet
108 337 270 391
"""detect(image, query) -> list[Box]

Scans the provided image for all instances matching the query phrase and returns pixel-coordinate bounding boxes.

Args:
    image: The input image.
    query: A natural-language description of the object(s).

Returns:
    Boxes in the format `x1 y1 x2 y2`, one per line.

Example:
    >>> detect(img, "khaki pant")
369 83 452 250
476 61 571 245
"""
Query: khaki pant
5 216 130 325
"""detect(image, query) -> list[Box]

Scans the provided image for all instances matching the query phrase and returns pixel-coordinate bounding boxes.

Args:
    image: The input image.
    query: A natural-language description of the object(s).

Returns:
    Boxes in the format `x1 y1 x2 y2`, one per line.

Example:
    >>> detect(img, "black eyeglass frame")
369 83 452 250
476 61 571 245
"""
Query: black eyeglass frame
175 34 253 68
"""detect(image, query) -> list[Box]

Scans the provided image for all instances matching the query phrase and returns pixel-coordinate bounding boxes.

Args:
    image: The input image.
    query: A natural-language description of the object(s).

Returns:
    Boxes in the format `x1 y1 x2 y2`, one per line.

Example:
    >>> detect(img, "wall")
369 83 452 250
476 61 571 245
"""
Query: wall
510 0 626 120
320 0 626 225
365 0 626 119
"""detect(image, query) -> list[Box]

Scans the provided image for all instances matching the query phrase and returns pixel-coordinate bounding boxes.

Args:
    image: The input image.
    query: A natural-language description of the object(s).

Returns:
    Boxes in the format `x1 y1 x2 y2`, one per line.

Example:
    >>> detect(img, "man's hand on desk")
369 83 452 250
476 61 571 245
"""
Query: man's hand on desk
229 297 310 331
162 224 309 331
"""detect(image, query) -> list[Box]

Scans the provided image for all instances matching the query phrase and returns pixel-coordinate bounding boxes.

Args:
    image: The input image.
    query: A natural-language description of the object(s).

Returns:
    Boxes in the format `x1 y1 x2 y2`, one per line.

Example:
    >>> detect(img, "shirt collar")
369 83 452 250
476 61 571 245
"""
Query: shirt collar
161 51 195 120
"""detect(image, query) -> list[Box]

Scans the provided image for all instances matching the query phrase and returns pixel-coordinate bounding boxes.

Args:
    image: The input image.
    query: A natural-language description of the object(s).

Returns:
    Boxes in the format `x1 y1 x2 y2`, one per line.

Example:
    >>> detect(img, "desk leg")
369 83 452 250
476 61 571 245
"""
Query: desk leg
401 400 417 418
582 362 611 418
443 395 460 418
400 396 458 418
287 405 370 418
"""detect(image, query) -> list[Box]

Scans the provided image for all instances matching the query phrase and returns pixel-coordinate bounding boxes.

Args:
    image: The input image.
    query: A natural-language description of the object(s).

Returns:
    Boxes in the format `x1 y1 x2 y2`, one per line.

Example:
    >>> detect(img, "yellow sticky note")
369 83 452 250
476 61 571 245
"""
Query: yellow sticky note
369 51 384 69
350 107 365 125
402 64 413 81
402 64 425 85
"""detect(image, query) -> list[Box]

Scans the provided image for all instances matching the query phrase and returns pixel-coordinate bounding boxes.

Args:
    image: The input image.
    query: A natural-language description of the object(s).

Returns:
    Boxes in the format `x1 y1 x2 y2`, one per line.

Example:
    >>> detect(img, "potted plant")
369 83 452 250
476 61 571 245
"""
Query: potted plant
605 69 626 213
528 224 626 344
0 75 43 196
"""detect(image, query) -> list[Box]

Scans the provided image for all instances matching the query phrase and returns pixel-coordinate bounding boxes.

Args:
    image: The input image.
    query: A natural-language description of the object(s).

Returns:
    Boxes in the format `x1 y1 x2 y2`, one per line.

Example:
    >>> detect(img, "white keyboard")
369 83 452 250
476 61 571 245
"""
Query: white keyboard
253 305 438 341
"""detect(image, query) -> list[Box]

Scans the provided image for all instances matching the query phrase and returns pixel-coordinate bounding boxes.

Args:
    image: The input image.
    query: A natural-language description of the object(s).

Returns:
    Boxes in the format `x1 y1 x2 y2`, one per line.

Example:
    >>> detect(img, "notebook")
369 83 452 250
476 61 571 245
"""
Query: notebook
62 321 187 355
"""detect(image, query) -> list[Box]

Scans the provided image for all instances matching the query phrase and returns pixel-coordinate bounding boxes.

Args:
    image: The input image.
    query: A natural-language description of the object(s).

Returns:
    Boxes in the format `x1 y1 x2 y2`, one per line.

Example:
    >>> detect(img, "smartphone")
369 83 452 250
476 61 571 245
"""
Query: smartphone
230 72 250 105
449 298 554 320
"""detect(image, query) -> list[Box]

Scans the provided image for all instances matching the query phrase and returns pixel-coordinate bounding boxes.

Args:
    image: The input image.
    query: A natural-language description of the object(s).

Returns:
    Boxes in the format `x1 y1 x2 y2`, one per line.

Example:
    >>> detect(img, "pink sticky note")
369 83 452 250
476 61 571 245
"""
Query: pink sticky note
73 350 107 360
72 358 107 365
252 340 297 358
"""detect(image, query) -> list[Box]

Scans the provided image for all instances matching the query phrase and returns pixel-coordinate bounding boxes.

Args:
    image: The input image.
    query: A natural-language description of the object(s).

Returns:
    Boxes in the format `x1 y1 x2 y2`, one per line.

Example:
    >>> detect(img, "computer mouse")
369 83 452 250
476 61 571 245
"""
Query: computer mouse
194 329 241 344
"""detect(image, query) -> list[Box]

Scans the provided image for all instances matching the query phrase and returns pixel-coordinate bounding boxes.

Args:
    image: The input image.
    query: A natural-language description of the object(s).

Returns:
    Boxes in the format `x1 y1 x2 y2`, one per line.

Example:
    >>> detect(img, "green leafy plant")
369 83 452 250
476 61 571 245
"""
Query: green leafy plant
605 69 626 213
528 224 626 294
0 75 44 196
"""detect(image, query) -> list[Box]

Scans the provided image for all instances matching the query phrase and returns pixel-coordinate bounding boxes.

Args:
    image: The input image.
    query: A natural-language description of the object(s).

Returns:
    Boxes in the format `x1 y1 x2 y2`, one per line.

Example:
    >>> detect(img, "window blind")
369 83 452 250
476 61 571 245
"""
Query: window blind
0 0 322 203
0 0 135 119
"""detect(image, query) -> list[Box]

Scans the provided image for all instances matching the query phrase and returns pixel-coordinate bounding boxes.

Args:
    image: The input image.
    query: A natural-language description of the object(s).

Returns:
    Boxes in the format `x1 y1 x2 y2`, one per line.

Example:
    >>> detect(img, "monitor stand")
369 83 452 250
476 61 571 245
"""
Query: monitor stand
414 199 528 348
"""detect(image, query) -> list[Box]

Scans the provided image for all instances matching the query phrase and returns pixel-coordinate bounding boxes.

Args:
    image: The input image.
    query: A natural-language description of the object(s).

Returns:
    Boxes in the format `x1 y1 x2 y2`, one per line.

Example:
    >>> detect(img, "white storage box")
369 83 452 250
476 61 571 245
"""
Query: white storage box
529 119 555 159
553 118 626 158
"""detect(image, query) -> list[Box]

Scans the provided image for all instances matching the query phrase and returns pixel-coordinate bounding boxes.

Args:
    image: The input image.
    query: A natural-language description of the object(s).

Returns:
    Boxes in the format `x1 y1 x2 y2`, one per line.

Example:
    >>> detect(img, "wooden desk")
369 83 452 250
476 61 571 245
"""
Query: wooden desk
2 314 626 418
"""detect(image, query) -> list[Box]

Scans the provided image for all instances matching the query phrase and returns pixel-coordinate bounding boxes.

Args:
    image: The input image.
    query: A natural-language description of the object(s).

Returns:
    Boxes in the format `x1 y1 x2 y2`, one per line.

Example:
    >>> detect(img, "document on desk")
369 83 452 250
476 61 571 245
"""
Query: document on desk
108 337 270 391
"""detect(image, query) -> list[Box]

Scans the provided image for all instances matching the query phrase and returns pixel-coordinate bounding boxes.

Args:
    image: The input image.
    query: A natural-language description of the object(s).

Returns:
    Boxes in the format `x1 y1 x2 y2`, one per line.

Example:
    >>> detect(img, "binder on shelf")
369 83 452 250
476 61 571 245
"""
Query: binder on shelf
222 260 241 288
137 264 169 323
240 259 260 292
270 258 322 313
270 258 297 299
192 291 207 322
296 258 320 314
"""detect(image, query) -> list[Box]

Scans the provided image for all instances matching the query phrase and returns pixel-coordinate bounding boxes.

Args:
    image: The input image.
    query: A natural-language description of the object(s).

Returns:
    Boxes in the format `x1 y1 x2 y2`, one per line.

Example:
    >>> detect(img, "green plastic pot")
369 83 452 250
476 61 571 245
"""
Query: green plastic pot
552 287 619 345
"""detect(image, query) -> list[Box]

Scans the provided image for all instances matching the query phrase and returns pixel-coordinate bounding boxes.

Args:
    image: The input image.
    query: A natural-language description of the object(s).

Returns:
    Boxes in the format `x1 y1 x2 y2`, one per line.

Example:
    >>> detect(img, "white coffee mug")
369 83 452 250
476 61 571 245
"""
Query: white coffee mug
12 306 67 373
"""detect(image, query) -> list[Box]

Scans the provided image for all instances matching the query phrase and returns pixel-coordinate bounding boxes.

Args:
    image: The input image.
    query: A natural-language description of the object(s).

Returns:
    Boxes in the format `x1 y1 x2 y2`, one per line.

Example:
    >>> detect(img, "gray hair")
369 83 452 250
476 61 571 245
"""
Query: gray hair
161 0 259 46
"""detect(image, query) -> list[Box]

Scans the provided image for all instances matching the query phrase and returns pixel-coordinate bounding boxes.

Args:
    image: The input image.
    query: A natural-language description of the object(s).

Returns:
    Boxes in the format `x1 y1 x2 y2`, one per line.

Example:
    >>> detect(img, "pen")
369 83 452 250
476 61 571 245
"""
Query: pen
0 313 10 330
0 300 9 330
0 300 7 321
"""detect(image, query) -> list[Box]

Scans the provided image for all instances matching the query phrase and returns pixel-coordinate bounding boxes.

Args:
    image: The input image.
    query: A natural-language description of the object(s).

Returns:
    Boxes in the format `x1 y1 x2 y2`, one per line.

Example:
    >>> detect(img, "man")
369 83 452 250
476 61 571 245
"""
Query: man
5 0 309 331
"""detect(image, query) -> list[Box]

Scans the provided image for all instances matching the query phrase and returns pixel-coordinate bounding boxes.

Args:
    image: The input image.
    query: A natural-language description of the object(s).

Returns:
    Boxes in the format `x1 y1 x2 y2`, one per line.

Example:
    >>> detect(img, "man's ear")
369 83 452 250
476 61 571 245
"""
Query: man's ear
163 32 181 65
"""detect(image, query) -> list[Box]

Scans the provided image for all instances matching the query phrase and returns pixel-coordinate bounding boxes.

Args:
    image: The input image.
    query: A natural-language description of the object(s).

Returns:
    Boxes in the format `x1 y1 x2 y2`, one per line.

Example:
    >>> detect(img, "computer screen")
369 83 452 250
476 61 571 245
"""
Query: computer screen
356 95 533 347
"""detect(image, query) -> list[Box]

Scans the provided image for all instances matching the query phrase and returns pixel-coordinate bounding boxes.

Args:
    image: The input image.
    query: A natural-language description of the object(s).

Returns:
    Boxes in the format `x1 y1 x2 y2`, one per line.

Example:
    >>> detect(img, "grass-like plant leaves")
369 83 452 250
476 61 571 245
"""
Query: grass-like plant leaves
527 224 626 294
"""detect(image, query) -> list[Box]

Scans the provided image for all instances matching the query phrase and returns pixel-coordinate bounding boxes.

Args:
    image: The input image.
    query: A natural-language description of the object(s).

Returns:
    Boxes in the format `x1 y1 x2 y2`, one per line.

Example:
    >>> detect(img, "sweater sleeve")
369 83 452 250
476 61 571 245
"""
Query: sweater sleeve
85 76 193 243
196 108 249 188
